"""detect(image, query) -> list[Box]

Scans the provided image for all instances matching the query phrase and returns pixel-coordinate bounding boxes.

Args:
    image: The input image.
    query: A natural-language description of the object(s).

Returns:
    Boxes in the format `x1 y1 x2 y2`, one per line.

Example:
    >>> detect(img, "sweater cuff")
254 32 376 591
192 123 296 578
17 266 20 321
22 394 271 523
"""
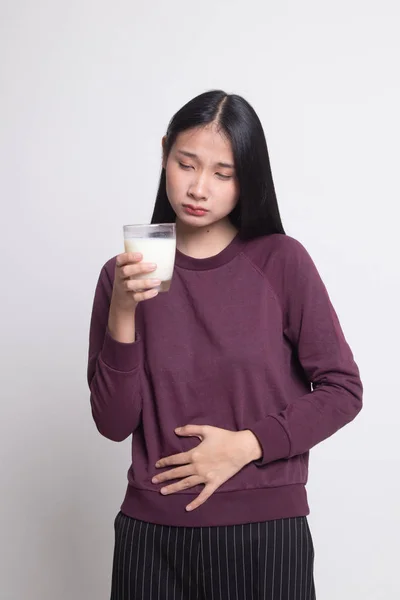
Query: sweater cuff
248 416 291 466
100 328 142 372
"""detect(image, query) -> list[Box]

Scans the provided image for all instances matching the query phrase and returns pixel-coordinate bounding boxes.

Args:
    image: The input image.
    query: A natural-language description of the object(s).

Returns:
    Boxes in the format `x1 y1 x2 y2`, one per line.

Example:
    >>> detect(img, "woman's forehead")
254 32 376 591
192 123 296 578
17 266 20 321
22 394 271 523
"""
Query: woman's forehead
174 125 234 161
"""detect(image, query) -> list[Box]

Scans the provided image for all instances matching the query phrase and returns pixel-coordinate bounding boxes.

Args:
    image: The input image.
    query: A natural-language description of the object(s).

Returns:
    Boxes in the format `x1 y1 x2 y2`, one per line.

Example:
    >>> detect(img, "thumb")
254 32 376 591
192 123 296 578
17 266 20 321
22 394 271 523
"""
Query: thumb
175 424 207 441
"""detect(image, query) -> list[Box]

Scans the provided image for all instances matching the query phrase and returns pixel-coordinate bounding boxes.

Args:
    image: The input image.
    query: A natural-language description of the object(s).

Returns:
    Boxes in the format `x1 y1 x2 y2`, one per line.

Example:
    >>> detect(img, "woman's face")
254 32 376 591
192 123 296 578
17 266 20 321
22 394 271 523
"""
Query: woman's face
164 124 239 229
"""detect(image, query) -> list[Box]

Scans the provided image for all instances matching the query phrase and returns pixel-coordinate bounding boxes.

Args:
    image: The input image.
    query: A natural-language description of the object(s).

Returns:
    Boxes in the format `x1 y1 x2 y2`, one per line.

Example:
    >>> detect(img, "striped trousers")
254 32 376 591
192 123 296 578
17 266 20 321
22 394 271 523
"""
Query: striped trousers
111 511 316 600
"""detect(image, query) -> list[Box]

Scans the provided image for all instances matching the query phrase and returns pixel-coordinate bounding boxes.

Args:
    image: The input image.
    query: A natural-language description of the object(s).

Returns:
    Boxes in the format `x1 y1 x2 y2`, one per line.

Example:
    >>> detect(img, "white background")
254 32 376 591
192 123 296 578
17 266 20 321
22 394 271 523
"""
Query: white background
1 1 399 598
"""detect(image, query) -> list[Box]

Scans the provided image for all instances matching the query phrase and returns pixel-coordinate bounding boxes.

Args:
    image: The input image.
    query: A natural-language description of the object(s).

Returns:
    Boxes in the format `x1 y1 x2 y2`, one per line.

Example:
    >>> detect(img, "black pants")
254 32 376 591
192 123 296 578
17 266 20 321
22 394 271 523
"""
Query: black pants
111 512 316 599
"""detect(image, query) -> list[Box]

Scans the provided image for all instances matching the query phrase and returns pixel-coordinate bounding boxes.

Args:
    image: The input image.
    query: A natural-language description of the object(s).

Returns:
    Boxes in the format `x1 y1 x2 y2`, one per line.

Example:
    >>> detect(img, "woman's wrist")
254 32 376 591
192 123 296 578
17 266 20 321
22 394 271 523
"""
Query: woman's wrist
108 296 137 343
238 429 263 464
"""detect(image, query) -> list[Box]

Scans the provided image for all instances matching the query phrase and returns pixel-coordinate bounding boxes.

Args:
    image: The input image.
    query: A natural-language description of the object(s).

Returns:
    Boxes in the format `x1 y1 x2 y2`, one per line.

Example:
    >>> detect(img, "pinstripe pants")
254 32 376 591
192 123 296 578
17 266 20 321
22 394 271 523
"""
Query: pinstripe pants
111 511 315 599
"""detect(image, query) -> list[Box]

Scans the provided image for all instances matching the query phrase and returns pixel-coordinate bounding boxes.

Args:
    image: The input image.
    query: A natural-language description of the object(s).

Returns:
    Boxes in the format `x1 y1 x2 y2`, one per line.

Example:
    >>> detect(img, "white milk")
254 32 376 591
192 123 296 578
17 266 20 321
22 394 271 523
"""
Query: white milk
124 237 176 286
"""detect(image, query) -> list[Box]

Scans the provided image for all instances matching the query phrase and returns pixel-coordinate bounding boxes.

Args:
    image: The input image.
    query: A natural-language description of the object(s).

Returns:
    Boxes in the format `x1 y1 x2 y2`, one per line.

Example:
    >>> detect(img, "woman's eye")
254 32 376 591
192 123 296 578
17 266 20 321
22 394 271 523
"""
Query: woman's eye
179 162 192 170
216 173 232 180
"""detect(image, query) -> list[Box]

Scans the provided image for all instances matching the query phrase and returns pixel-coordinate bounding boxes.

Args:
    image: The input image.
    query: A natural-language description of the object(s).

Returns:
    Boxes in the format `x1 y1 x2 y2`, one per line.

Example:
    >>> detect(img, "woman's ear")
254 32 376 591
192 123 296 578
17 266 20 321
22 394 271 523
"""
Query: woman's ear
161 136 167 169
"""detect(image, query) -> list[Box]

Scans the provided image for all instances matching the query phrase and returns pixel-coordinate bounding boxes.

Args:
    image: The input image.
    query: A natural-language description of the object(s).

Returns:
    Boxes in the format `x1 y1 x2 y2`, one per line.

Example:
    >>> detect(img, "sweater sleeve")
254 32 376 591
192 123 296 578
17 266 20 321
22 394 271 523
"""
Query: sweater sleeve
87 259 143 442
248 237 363 465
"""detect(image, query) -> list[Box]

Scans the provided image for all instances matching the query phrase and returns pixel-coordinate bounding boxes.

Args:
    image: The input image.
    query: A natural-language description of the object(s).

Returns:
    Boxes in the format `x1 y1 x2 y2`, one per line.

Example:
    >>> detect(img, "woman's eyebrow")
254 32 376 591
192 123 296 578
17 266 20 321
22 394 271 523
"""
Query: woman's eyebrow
177 149 234 169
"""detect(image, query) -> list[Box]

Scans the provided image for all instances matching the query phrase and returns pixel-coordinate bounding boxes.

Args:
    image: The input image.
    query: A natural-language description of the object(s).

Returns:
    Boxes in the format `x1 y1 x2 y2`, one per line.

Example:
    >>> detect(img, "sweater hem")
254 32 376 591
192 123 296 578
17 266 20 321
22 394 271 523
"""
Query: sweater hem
120 483 309 527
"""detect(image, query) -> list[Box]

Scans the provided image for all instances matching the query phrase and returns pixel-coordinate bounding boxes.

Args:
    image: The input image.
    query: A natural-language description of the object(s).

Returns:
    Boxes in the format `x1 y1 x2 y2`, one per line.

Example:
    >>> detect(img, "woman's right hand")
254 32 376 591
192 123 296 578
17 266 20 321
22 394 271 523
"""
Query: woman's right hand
111 252 161 312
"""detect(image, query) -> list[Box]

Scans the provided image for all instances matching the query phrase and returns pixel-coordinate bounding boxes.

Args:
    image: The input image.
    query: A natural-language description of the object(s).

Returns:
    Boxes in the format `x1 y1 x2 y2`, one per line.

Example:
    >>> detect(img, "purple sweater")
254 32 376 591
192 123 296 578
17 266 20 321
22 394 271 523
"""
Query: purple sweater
87 233 362 526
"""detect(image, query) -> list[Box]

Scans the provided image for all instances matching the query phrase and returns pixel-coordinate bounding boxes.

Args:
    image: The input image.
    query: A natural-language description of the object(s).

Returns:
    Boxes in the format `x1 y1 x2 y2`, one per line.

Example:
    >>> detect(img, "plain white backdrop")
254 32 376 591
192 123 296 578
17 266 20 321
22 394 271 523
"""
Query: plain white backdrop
1 1 399 598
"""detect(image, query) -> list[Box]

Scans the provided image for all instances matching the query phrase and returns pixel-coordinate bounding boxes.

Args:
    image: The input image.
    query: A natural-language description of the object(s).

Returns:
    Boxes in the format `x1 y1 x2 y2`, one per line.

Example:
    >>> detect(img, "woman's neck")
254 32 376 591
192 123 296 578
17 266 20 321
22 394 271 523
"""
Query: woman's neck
176 218 238 259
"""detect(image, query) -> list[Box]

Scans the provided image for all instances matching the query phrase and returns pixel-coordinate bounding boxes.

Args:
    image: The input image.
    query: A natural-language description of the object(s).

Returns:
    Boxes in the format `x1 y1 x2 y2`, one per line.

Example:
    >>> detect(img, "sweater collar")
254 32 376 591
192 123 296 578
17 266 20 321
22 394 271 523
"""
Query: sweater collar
175 233 244 271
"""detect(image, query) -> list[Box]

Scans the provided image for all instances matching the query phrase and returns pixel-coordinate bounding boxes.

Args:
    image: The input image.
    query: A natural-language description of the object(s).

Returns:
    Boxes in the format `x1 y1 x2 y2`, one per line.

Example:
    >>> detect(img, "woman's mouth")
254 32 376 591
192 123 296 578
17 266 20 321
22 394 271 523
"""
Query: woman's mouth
182 205 209 217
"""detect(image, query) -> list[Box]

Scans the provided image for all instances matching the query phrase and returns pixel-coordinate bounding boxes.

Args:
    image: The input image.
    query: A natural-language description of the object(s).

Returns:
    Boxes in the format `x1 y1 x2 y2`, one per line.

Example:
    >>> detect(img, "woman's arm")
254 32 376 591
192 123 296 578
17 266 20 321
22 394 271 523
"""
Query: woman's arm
87 258 143 442
249 237 363 465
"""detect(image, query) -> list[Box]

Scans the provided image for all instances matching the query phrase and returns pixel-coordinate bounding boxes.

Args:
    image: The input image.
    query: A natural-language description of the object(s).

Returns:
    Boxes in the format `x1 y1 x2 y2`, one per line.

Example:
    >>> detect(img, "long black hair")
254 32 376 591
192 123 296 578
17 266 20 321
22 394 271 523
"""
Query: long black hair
151 90 285 239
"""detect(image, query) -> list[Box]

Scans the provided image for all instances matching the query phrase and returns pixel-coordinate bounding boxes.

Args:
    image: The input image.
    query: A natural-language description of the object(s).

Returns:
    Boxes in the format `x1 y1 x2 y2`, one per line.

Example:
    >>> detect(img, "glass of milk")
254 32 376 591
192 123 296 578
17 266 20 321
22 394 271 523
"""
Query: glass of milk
123 223 176 292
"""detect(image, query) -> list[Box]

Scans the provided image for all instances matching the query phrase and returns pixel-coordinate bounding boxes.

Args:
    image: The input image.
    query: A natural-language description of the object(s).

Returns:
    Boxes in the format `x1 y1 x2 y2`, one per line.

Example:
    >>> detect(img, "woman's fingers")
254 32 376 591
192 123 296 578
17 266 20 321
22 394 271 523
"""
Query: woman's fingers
116 252 142 267
128 278 162 302
112 253 161 309
133 288 160 303
159 476 203 495
152 464 194 484
186 483 217 511
117 254 161 301
116 252 158 281
120 262 157 279
155 450 191 468
125 278 161 292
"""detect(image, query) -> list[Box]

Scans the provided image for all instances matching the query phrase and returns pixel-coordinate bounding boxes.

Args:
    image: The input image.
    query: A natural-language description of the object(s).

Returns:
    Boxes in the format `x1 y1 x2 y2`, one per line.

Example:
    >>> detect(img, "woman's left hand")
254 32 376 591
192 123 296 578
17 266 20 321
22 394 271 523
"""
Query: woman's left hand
152 425 262 512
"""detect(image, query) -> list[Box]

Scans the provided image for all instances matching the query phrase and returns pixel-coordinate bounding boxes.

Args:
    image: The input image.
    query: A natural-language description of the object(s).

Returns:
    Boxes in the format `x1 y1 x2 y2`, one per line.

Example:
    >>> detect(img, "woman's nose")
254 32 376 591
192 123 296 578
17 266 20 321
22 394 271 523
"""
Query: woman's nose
188 174 209 201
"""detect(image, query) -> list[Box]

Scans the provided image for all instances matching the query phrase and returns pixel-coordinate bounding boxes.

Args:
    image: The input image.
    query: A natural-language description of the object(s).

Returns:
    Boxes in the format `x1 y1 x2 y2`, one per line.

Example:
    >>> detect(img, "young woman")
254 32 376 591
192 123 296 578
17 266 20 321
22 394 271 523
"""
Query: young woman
87 90 363 599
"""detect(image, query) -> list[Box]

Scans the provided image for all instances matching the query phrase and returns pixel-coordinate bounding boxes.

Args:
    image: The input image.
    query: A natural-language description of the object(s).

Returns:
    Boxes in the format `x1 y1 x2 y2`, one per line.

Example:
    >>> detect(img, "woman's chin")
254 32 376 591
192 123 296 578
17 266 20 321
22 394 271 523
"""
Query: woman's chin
177 212 213 228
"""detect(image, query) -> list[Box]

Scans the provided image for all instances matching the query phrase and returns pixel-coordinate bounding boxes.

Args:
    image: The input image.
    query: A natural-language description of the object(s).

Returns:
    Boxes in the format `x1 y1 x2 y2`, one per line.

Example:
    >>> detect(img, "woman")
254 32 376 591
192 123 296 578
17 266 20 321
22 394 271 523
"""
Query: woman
87 90 363 599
